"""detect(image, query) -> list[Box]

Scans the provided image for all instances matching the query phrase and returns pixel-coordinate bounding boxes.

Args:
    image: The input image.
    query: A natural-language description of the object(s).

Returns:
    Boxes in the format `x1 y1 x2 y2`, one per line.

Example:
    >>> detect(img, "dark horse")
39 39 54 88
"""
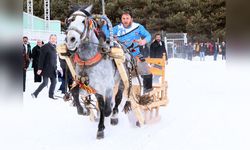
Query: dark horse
65 5 126 139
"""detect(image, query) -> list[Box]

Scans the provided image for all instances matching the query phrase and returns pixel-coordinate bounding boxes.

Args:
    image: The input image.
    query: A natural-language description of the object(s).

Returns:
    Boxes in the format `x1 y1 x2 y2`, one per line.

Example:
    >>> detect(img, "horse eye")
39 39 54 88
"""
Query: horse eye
64 18 69 25
82 20 85 24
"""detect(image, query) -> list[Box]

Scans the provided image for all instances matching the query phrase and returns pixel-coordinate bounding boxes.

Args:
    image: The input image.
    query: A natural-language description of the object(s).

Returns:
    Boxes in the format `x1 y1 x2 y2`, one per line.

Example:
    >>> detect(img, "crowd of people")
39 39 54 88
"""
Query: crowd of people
173 41 226 61
22 35 69 100
23 10 226 99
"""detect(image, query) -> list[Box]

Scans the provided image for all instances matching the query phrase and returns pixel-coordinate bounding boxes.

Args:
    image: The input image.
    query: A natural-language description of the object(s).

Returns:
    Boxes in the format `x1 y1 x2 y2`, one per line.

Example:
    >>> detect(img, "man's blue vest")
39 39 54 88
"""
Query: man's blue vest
102 22 151 56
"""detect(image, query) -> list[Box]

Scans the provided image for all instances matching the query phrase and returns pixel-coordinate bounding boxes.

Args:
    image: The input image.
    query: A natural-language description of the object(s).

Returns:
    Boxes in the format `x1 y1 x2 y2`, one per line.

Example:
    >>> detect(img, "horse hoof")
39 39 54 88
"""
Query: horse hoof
72 101 76 107
96 130 104 139
104 109 112 117
77 107 84 115
63 93 71 101
136 121 141 127
110 118 118 125
82 108 90 116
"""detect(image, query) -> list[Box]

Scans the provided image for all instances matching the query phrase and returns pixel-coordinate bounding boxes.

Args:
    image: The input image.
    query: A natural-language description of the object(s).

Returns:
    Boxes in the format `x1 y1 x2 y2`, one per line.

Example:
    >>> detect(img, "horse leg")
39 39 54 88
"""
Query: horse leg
71 85 84 115
95 93 105 139
104 88 113 117
111 81 124 125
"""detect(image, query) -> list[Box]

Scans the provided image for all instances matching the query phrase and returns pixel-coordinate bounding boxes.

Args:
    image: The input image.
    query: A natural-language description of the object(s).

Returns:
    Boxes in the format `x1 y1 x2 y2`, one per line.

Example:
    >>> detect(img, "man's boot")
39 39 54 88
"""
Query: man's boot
142 74 153 94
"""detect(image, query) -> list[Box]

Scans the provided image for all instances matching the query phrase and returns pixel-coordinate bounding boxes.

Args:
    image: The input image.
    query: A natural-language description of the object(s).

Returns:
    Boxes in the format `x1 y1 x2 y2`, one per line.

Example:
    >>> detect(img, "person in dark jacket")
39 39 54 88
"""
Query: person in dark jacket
23 45 30 92
32 34 59 99
221 41 226 60
23 36 32 92
23 36 32 56
31 40 43 82
150 33 167 60
57 58 73 94
200 42 206 61
187 42 193 61
213 42 219 61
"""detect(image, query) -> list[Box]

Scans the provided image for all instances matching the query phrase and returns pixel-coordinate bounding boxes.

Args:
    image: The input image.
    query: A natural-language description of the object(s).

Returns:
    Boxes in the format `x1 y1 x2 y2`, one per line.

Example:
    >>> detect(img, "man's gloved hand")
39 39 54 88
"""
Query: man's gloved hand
137 54 145 62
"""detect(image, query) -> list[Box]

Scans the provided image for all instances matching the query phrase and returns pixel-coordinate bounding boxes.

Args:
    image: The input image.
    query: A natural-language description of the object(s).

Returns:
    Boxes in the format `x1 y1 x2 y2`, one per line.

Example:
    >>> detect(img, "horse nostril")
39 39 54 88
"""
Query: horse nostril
70 37 76 43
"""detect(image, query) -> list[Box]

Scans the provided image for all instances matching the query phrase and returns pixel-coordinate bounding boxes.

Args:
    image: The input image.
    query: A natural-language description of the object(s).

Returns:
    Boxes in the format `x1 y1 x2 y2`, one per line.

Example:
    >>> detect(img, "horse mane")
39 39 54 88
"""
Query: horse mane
68 5 89 17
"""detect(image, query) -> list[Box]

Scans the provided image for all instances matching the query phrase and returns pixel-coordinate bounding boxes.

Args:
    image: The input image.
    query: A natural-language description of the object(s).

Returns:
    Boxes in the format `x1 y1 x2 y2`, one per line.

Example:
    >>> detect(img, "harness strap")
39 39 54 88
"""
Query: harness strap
74 52 102 66
79 82 96 94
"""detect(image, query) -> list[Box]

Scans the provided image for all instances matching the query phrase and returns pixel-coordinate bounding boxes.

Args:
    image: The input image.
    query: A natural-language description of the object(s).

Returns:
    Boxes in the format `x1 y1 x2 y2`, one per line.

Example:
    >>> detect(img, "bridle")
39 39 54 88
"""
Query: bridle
65 11 106 67
66 11 92 42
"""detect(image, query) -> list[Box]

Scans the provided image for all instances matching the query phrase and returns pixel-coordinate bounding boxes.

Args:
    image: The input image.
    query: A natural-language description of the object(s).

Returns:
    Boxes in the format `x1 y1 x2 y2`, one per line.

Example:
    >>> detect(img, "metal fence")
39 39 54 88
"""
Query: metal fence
164 33 187 59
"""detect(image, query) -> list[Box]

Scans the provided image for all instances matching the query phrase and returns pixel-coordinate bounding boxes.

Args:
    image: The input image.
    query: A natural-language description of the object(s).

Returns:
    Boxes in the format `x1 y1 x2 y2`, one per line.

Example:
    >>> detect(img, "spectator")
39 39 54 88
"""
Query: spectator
200 43 206 61
23 36 31 92
31 40 43 82
150 33 167 60
31 34 62 100
173 44 177 58
183 43 188 59
195 42 200 57
213 42 219 61
221 41 226 60
208 42 214 55
187 42 193 61
58 58 73 94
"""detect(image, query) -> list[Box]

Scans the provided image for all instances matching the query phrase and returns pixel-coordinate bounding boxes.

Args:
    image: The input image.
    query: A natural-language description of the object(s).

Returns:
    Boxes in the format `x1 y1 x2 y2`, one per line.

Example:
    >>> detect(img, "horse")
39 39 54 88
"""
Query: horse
65 5 126 139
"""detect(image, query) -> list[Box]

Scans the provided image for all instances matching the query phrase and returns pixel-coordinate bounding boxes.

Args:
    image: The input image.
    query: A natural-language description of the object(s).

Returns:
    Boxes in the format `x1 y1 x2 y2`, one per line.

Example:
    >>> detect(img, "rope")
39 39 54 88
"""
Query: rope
80 95 98 110
127 68 132 99
65 64 68 93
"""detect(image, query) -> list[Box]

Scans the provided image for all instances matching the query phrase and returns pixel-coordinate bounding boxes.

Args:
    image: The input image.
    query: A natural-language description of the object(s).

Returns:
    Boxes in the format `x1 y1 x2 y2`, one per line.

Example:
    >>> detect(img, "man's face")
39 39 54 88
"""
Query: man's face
155 35 161 42
23 37 28 44
50 35 57 45
37 40 43 47
121 14 133 28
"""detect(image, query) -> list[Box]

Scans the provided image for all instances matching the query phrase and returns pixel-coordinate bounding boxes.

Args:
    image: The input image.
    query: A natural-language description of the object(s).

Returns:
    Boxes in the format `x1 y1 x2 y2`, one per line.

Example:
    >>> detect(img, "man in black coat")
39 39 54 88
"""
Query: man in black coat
32 34 59 99
58 58 73 94
23 36 32 92
150 33 168 60
31 40 43 82
187 42 193 61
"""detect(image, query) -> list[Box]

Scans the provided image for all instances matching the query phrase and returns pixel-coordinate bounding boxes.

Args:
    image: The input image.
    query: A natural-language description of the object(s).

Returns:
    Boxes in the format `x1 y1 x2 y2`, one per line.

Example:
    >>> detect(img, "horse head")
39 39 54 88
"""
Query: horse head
65 5 93 51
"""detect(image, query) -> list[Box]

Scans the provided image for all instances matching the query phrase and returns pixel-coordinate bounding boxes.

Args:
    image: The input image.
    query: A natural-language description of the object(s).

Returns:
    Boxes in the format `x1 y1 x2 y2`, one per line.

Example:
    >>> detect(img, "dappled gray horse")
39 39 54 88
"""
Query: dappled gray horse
65 5 125 139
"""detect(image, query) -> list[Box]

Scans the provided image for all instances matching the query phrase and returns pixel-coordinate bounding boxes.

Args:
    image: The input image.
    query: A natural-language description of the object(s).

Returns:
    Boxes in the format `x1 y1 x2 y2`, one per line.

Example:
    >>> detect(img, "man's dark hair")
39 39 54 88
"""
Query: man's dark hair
154 33 161 38
121 8 133 18
23 36 28 39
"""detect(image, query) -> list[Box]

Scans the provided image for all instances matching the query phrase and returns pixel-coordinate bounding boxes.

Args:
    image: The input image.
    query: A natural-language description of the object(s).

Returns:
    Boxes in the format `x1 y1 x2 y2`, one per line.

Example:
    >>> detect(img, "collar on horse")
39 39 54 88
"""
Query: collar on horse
74 52 102 67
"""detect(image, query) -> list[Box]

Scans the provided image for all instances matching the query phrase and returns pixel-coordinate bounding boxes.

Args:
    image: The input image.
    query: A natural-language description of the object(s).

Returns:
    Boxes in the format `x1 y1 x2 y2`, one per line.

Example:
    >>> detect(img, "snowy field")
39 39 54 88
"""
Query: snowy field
1 55 250 150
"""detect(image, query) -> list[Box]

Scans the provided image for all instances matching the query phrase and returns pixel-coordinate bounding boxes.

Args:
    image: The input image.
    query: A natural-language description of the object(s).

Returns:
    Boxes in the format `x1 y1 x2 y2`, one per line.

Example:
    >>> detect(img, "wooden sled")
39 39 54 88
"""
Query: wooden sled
128 53 169 126
57 45 169 125
111 48 169 126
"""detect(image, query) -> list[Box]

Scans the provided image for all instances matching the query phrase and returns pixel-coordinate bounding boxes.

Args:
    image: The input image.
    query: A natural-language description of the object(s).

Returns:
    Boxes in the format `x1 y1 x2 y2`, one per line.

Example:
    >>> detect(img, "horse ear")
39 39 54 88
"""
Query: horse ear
85 5 93 14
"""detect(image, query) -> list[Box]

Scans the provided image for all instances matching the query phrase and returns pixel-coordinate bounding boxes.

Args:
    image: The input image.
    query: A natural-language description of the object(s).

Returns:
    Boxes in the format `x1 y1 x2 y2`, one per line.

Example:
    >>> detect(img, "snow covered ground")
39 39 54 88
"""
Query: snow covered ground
1 55 250 150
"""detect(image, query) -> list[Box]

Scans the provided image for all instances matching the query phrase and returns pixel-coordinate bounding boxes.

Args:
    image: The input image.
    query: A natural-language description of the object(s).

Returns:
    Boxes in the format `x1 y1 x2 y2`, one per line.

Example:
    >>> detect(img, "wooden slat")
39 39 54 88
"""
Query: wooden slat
149 67 164 76
112 48 145 125
140 100 168 110
145 58 165 66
